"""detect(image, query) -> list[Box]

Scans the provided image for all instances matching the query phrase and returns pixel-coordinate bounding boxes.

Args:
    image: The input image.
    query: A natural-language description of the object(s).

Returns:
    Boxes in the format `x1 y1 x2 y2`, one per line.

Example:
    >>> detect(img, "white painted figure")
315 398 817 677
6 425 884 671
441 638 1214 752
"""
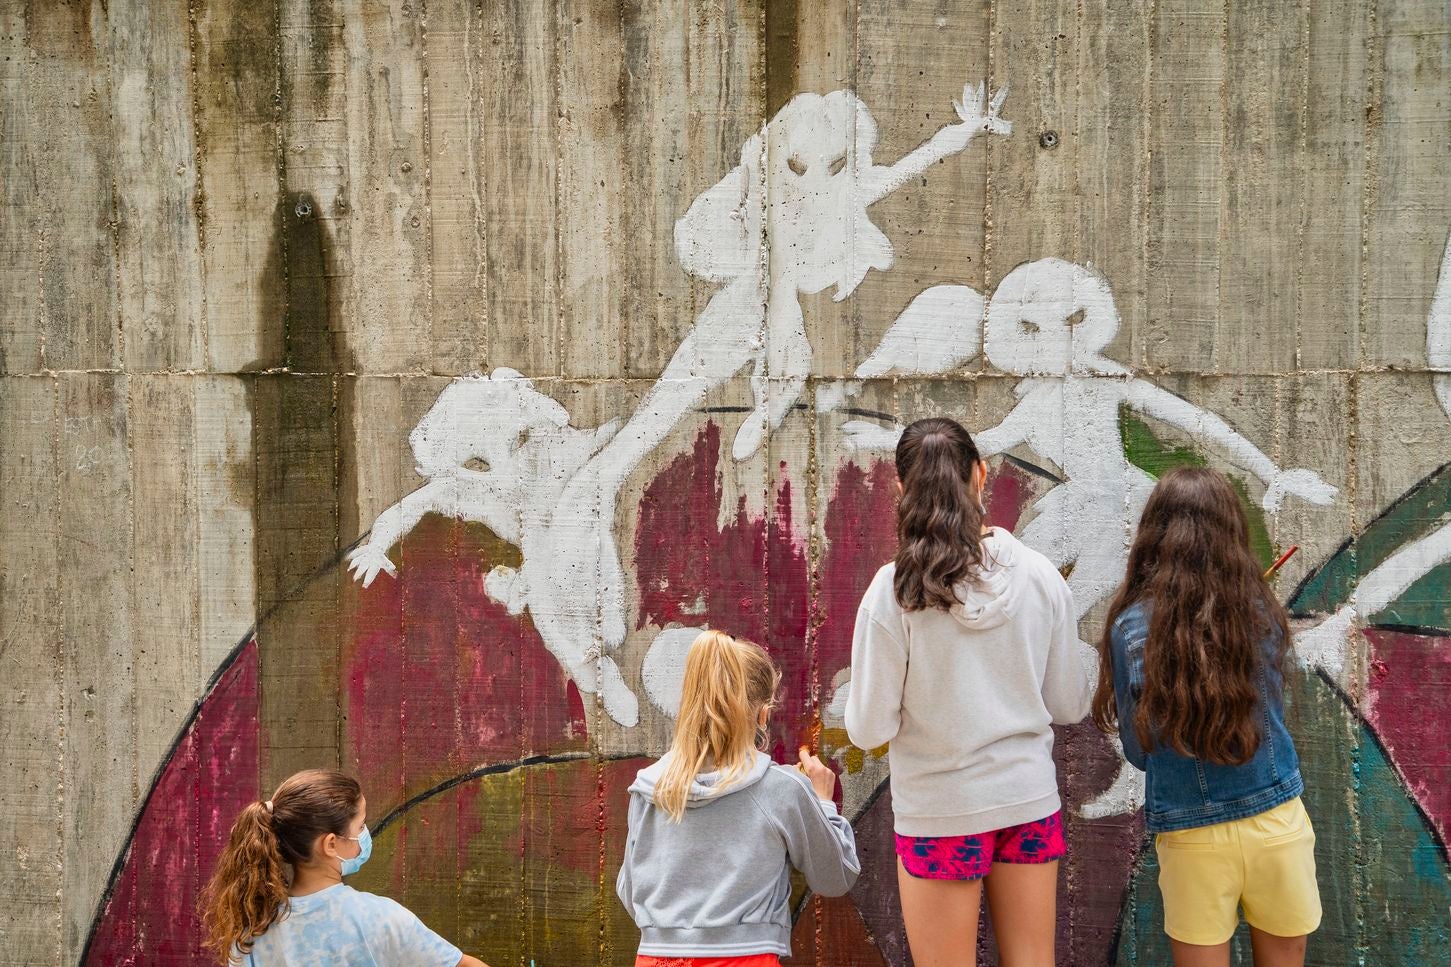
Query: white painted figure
1296 231 1451 680
840 258 1337 817
347 368 641 726
628 84 1008 719
637 81 1010 467
349 79 1012 730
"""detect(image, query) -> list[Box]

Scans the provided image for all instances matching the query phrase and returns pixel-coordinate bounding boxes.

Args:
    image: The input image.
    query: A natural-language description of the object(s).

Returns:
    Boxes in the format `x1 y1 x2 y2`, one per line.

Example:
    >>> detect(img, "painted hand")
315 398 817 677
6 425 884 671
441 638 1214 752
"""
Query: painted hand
798 747 838 802
1263 468 1338 512
1294 606 1356 682
840 419 905 452
1078 752 1146 820
952 80 1012 137
346 544 397 588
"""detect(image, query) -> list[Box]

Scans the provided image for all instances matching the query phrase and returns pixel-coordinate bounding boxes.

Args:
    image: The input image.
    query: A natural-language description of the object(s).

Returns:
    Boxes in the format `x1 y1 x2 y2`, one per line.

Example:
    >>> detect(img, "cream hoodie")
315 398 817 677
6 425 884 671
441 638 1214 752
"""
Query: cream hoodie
845 527 1092 836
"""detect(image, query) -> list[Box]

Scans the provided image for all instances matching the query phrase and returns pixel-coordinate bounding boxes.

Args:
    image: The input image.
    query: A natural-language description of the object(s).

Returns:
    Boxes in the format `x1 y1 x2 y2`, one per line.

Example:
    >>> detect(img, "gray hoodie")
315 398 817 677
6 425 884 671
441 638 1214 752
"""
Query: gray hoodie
845 527 1093 836
615 750 860 959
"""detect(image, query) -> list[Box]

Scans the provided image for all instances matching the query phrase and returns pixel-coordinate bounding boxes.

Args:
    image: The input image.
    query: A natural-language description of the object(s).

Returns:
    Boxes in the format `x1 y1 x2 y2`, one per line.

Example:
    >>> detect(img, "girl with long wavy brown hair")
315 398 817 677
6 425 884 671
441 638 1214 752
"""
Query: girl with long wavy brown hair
200 769 488 966
845 416 1092 967
1093 467 1321 966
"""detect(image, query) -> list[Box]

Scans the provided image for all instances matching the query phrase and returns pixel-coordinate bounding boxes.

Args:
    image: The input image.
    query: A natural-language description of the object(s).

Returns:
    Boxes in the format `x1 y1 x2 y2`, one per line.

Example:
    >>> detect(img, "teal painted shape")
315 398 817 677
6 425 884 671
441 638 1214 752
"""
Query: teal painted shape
1291 462 1451 632
1113 670 1451 965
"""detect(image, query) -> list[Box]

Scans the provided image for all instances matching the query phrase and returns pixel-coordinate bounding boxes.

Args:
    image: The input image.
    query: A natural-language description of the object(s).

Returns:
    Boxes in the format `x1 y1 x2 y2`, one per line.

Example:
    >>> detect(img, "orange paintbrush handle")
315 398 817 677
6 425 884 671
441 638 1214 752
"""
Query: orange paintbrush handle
1264 545 1299 579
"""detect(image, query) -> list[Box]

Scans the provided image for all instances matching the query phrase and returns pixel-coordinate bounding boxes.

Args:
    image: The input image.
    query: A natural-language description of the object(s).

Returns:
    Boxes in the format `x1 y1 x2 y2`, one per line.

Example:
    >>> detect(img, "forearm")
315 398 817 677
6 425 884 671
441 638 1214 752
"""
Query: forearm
365 486 436 549
866 125 974 204
1127 382 1278 479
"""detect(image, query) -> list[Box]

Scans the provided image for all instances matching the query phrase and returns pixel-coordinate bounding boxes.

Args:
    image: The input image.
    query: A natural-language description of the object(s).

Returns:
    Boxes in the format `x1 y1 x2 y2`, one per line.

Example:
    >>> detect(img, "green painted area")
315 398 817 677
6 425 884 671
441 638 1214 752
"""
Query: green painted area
1118 408 1275 569
1290 462 1451 631
1114 670 1451 965
353 759 649 967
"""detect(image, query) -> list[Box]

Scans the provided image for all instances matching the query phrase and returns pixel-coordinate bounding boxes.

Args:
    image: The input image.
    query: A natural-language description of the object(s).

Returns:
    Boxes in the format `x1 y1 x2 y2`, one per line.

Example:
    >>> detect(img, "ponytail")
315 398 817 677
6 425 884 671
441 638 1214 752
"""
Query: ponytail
655 630 781 822
893 417 987 611
200 770 362 963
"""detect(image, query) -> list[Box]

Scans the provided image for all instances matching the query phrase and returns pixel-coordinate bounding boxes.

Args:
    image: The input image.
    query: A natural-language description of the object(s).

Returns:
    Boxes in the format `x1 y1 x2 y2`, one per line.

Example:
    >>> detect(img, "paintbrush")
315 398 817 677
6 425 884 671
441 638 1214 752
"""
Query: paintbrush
1263 545 1298 580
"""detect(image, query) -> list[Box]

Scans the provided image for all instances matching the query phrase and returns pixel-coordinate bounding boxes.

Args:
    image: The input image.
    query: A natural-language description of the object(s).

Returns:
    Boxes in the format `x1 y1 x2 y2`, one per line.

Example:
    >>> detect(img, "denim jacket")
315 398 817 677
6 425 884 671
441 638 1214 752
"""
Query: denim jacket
1109 600 1303 833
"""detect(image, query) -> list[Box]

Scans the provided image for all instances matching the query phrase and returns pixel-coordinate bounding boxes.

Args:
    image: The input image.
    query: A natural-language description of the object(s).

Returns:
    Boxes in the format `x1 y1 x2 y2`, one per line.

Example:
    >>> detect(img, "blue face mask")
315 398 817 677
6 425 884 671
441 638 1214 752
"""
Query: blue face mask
338 824 371 877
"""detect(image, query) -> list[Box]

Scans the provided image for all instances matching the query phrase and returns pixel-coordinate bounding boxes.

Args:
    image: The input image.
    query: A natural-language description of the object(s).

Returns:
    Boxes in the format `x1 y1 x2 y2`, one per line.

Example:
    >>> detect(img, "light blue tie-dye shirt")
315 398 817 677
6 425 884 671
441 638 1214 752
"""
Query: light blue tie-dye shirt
231 884 461 967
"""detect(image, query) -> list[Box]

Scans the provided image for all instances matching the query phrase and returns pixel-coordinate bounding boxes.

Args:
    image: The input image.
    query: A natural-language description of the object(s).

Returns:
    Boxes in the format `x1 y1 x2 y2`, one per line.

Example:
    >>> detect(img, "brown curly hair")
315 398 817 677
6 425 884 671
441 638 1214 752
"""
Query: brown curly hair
1092 467 1290 765
199 769 362 962
893 417 988 611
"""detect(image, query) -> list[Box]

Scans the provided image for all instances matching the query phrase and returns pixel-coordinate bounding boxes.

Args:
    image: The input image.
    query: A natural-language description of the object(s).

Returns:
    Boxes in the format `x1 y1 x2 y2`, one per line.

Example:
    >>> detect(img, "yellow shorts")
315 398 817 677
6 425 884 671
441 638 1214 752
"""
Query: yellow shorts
1154 796 1322 946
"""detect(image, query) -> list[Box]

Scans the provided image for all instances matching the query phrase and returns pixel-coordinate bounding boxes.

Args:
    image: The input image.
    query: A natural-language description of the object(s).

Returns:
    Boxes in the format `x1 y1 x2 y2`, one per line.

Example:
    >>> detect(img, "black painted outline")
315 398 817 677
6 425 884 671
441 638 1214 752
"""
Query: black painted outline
78 536 368 965
1288 459 1451 621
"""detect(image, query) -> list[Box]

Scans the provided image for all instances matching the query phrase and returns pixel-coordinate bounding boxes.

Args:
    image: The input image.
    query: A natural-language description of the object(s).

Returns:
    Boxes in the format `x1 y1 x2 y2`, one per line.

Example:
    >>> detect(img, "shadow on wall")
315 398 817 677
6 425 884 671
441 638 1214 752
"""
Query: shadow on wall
250 191 359 780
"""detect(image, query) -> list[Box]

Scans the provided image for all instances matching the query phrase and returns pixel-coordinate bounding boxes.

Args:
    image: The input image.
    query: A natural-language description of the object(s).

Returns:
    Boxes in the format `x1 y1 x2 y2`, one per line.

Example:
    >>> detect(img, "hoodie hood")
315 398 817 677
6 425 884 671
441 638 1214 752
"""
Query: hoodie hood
629 750 773 808
948 527 1022 631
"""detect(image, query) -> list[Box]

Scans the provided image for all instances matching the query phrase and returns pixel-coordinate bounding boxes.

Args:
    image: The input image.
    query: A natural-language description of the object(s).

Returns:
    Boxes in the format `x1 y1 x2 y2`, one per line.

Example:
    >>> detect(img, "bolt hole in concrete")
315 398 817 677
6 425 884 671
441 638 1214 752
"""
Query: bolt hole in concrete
1039 130 1060 149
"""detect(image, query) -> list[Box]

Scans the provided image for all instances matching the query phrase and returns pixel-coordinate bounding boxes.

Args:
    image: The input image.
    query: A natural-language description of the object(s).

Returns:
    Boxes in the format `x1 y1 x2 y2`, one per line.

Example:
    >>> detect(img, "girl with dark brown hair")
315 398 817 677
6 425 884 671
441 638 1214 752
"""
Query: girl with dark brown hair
846 416 1091 966
200 769 488 966
1093 467 1321 966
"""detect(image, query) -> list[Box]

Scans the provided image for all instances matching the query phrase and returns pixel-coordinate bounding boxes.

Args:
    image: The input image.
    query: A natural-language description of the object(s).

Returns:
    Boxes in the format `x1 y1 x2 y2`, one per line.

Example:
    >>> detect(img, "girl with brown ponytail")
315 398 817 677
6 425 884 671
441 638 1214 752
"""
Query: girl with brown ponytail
616 630 860 965
200 769 488 966
846 416 1092 966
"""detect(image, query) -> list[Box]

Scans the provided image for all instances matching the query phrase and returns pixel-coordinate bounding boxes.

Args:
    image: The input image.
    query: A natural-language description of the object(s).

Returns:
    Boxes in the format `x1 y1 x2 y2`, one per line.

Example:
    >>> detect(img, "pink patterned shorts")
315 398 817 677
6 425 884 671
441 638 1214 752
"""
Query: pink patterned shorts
894 811 1066 881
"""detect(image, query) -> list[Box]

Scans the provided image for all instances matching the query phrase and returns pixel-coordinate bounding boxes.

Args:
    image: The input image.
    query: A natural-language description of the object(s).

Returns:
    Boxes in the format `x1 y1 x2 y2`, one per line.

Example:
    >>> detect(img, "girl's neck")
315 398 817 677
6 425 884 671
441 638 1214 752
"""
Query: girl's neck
289 863 343 897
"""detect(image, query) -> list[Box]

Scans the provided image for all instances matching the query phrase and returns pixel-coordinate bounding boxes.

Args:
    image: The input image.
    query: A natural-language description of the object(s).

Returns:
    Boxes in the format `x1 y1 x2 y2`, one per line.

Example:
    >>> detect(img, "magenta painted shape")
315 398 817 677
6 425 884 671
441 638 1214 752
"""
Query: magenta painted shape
1364 628 1451 845
634 424 815 750
85 639 261 966
344 514 588 811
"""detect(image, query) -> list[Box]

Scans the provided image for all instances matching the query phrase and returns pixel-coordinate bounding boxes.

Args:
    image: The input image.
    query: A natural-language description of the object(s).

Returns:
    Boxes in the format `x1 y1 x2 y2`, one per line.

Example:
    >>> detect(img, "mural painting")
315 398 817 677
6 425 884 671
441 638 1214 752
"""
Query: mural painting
71 58 1451 963
1 3 1446 961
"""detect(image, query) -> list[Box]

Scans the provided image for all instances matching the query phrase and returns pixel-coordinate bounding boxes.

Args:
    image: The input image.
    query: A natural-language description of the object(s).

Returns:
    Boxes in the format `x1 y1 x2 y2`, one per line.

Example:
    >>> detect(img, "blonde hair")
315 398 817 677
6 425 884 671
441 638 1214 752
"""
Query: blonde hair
655 630 781 821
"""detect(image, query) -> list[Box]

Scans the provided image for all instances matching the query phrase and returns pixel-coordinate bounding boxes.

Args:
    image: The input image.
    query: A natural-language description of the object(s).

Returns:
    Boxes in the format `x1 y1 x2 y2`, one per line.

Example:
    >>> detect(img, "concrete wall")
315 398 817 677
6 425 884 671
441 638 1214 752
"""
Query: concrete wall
2 1 1449 964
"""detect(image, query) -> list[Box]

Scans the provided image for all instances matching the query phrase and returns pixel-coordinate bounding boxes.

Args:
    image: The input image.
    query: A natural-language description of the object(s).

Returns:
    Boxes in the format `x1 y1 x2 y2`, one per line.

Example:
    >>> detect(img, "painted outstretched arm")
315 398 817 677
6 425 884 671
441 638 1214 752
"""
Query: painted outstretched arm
1123 379 1337 511
346 481 451 587
972 398 1035 459
839 392 1033 456
861 82 1010 206
347 473 515 588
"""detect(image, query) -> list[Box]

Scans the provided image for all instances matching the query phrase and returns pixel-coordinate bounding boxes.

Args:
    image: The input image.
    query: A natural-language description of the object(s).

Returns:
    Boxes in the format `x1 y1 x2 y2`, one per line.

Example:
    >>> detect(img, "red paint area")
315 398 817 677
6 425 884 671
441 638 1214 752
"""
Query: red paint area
85 640 261 966
345 513 587 810
634 424 814 751
1364 628 1451 845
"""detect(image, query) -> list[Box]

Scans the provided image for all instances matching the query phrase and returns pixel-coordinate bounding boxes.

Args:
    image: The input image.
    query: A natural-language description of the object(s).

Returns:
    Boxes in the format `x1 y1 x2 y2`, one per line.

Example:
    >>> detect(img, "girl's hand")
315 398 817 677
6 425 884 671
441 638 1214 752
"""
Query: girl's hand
797 747 837 802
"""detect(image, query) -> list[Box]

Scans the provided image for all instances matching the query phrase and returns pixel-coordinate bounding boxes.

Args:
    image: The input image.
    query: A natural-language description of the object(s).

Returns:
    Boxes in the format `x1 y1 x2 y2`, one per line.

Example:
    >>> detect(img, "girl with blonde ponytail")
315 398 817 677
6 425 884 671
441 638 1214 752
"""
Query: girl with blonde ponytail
200 769 488 966
616 630 860 966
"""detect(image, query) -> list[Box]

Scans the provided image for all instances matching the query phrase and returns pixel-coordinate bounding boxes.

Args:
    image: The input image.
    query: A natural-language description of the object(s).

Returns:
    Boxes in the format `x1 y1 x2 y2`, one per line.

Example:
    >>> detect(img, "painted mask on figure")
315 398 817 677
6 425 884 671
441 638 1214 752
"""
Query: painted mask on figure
407 367 571 479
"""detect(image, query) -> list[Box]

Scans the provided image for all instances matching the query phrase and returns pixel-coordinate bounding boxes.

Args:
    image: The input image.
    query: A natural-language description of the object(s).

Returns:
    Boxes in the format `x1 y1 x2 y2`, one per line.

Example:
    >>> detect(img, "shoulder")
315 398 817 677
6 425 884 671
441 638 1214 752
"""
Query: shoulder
760 763 820 807
338 889 415 923
1110 600 1150 648
1001 537 1072 602
865 562 896 598
857 563 904 618
1008 539 1061 582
